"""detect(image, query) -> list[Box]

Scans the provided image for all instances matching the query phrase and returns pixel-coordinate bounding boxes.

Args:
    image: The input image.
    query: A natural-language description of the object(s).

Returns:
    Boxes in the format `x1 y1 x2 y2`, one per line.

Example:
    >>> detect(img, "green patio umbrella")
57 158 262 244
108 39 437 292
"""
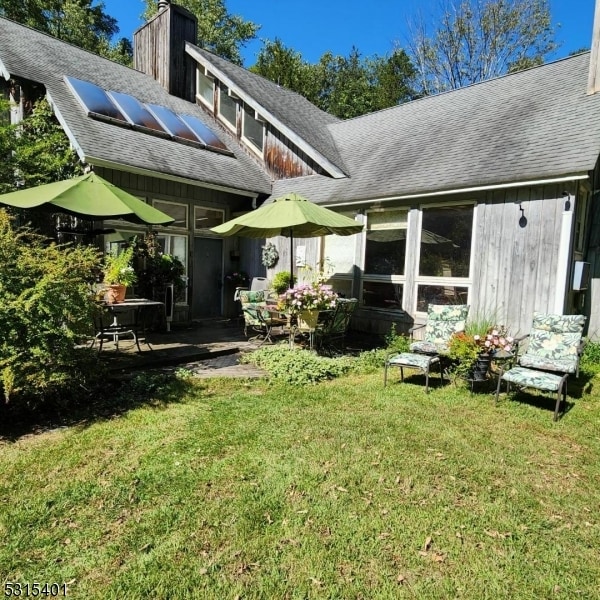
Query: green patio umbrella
0 172 174 225
210 192 364 285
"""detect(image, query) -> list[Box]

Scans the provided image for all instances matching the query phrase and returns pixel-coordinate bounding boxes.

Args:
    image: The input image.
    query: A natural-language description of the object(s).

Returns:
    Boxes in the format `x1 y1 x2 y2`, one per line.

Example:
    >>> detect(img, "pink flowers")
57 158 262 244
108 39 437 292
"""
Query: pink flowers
281 282 338 314
482 328 514 353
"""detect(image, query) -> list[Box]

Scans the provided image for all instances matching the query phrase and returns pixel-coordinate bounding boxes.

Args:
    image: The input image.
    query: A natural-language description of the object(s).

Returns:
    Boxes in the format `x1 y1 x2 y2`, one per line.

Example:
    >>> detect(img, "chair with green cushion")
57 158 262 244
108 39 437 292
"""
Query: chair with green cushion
495 312 586 421
384 304 470 393
239 290 286 344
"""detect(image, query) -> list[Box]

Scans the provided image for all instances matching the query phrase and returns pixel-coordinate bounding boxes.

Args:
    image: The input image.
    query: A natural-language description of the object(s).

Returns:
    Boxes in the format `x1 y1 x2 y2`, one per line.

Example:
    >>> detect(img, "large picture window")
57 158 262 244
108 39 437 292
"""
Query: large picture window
362 209 407 310
419 205 473 278
152 200 188 229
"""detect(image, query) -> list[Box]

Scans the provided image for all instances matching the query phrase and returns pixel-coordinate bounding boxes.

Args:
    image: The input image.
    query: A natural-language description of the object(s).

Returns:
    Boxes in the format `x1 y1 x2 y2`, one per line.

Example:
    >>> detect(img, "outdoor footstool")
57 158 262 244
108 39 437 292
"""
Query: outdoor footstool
384 352 444 393
495 365 570 421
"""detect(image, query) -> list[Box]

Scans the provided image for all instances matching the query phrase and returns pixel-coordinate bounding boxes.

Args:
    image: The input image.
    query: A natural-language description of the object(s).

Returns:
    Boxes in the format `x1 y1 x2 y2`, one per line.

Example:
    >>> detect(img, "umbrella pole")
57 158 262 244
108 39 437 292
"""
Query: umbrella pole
289 230 294 288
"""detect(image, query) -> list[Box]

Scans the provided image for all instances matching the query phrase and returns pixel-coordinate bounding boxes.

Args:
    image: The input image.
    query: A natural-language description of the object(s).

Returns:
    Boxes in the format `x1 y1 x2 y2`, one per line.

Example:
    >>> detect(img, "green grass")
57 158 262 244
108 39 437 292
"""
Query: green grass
1 369 600 599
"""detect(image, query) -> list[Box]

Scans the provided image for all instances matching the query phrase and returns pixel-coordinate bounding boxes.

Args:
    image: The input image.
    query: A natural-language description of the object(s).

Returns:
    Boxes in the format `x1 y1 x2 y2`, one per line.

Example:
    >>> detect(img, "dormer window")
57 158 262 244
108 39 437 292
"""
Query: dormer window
218 83 237 129
242 104 264 153
197 69 214 107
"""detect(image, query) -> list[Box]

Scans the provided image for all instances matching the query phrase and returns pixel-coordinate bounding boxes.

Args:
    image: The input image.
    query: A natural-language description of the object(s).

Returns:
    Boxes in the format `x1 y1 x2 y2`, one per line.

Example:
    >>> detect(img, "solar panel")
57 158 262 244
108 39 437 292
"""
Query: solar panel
178 114 229 151
65 76 126 122
108 91 166 133
146 103 199 142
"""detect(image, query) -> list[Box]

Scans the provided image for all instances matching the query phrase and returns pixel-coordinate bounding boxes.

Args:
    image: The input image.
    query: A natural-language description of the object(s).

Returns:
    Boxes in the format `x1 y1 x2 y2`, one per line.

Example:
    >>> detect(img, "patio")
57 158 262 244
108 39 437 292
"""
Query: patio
93 317 378 377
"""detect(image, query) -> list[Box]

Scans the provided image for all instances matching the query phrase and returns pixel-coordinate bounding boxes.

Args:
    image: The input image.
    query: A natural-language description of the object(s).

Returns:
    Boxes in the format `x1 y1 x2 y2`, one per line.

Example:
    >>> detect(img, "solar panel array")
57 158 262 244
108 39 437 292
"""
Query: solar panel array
65 76 231 155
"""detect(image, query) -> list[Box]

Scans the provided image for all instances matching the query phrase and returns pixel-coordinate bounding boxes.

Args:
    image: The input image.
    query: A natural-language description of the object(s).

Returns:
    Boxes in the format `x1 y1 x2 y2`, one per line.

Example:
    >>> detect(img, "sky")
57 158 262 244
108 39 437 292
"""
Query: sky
103 0 597 67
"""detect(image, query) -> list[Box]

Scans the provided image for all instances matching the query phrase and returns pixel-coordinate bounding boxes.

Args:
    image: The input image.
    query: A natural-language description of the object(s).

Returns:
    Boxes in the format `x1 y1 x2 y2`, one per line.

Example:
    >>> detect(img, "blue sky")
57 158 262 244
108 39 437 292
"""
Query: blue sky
105 0 597 66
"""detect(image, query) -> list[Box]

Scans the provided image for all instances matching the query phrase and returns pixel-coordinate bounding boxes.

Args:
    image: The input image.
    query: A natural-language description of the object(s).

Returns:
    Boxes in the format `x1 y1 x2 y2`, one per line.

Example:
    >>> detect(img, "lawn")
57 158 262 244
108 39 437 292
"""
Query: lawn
1 366 599 599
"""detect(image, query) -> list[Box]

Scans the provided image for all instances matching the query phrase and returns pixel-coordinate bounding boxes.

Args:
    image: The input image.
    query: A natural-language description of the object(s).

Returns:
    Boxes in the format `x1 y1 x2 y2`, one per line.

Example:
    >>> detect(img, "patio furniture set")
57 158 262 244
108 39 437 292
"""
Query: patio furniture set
385 304 587 422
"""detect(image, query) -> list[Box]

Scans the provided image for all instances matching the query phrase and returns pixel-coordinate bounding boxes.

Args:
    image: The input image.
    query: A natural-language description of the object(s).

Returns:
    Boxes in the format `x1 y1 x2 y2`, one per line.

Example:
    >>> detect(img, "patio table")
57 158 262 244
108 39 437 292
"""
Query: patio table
93 298 164 352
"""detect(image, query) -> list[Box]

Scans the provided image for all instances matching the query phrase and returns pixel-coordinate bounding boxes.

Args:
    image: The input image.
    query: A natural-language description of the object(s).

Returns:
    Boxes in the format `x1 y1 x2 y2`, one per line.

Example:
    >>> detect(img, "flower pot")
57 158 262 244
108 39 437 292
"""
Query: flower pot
105 284 127 304
470 353 492 381
297 309 320 331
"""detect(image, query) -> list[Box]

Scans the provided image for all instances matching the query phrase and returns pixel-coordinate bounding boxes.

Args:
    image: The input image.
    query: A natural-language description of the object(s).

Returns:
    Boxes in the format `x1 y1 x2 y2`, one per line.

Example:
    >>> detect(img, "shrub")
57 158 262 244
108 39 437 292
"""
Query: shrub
272 271 291 294
581 340 600 374
0 210 102 408
242 345 352 385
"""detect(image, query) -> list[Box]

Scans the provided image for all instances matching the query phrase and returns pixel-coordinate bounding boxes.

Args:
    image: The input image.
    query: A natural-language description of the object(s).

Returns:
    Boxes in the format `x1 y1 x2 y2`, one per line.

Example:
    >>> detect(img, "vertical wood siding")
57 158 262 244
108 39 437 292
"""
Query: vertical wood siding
264 127 324 179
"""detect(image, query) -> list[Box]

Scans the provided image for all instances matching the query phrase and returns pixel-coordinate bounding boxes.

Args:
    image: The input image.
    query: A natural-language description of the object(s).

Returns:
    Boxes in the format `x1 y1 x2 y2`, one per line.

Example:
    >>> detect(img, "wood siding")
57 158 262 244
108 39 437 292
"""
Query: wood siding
264 127 325 179
96 167 254 322
134 6 197 101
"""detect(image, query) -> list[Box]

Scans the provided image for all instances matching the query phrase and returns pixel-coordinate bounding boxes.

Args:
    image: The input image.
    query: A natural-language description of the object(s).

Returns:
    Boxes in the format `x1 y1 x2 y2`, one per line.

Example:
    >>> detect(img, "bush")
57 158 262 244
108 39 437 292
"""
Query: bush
581 340 600 374
242 344 352 385
0 210 102 408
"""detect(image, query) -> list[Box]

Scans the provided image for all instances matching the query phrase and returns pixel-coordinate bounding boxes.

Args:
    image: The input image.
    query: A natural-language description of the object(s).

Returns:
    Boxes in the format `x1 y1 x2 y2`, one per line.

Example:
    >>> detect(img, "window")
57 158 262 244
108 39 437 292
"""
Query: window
155 233 188 304
419 205 473 278
416 204 474 312
242 105 264 152
365 209 407 276
361 209 408 310
218 83 237 128
152 200 188 229
194 206 224 231
197 69 214 107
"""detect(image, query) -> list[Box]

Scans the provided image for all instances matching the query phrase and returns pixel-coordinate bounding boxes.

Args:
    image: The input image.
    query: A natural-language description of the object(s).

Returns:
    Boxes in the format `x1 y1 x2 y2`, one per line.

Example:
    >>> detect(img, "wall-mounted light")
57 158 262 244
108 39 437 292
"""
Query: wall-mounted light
562 191 571 211
518 202 527 228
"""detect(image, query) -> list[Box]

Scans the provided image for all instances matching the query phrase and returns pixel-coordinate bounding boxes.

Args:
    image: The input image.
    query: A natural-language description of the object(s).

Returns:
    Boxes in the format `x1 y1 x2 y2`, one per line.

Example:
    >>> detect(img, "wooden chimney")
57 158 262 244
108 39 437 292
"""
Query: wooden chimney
588 0 600 94
133 2 197 101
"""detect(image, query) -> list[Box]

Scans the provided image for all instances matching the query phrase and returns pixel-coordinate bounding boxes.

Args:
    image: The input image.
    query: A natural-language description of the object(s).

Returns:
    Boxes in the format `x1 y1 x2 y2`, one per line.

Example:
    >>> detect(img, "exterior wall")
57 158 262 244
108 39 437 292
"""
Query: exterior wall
264 127 325 179
270 182 584 341
134 5 197 101
584 163 600 339
97 167 254 323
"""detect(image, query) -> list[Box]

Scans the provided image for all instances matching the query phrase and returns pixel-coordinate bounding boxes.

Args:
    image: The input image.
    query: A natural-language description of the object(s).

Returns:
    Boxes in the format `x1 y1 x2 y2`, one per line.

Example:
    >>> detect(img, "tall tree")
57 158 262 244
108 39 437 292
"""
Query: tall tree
143 0 259 65
407 0 558 94
0 0 132 65
251 40 417 119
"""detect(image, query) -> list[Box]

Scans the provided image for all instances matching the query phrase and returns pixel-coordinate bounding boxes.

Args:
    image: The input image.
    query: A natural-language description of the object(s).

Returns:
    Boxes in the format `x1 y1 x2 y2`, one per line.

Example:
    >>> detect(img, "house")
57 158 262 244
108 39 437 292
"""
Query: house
1 1 600 339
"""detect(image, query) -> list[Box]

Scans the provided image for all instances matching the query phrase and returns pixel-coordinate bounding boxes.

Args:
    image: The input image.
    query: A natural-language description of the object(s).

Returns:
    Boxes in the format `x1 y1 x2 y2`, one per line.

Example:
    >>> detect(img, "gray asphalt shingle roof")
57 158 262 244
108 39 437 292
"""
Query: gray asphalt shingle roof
0 17 272 195
272 52 600 205
186 44 347 176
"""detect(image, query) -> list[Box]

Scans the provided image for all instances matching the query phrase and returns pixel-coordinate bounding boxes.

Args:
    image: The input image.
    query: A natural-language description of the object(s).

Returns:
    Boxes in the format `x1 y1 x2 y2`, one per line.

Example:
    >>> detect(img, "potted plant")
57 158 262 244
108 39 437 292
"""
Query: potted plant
102 245 137 303
448 326 514 381
280 281 338 330
272 271 291 295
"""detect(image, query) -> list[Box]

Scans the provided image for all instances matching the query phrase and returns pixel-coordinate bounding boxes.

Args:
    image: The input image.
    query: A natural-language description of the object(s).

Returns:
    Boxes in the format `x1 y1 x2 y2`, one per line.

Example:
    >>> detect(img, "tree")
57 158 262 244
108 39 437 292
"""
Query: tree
251 40 417 119
142 0 259 65
407 0 558 95
0 0 132 65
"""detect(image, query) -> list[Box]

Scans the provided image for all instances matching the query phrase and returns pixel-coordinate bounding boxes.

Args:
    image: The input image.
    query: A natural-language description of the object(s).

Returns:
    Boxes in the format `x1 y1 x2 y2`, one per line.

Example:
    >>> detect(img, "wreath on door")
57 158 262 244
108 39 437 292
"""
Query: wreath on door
261 242 279 268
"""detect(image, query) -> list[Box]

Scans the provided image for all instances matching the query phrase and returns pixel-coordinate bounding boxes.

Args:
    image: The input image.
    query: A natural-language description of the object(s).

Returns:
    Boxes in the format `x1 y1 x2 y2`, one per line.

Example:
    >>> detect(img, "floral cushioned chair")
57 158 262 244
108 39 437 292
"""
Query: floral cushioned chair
495 312 586 421
239 290 286 344
384 304 470 393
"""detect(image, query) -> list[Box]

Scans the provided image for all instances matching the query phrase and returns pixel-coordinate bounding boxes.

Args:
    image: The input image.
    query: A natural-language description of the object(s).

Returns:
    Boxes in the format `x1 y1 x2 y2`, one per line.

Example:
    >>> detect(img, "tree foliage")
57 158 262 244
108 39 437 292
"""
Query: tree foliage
0 209 102 408
407 0 558 94
0 0 132 65
251 40 417 119
143 0 259 65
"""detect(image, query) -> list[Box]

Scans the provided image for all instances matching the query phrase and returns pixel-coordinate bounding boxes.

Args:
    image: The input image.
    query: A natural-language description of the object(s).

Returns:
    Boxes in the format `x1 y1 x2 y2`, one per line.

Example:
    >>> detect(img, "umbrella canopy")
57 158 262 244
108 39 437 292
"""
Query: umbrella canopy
0 172 174 225
211 192 364 284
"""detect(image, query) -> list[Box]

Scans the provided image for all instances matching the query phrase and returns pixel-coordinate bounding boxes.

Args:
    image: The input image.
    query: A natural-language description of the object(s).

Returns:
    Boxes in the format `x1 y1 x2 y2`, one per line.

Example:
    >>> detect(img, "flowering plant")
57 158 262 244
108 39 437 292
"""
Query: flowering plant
225 271 249 286
280 282 338 314
448 326 514 378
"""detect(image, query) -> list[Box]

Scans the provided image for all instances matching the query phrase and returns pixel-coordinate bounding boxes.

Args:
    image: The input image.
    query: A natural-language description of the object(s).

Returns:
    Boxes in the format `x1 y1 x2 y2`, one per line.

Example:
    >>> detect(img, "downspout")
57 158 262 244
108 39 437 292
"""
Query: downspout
554 193 575 313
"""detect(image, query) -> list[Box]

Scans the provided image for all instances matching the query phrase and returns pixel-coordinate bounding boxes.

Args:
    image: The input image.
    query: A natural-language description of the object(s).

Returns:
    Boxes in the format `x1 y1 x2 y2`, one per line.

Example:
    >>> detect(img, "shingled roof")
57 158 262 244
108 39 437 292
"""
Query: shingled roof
186 43 347 177
272 52 600 206
0 17 272 196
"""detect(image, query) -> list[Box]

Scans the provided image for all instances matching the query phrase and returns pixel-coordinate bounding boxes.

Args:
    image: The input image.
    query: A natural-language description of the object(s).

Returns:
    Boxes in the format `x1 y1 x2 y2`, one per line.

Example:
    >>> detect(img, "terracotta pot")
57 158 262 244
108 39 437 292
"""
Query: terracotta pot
105 284 127 303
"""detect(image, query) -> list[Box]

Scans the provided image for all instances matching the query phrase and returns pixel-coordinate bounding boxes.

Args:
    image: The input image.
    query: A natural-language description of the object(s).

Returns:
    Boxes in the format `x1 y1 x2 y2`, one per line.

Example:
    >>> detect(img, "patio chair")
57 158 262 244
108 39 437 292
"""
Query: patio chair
384 304 470 393
239 290 287 345
495 312 586 421
315 298 358 356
